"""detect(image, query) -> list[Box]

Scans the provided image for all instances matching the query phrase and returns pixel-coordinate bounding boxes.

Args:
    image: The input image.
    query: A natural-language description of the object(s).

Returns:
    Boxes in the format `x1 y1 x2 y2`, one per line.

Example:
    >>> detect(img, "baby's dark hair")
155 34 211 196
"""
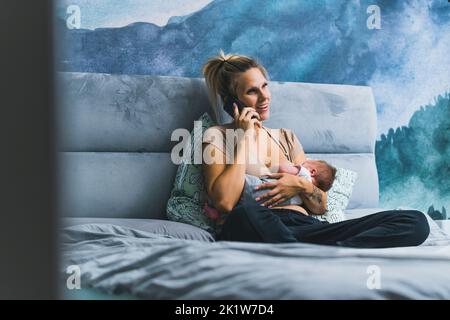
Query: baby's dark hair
314 160 337 192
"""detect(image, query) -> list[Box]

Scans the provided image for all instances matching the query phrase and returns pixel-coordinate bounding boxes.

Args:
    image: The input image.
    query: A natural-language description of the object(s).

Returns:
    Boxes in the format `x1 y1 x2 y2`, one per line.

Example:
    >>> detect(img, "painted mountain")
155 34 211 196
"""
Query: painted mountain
54 0 450 217
55 0 450 133
376 93 450 217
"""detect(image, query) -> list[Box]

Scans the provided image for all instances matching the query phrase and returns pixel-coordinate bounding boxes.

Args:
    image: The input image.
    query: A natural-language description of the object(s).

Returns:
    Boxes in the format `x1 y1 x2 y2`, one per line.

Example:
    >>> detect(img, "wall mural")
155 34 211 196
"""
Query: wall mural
54 0 450 219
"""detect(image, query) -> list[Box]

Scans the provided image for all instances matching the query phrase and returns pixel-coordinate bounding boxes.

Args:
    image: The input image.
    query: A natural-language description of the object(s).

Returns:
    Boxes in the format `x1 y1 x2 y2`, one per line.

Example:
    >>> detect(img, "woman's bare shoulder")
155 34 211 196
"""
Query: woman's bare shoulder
205 122 234 132
203 123 234 146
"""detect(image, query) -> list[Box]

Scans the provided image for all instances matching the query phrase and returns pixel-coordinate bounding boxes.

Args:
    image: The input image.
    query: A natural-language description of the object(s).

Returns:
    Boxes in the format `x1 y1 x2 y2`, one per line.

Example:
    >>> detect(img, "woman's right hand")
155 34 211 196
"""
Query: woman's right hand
233 103 262 133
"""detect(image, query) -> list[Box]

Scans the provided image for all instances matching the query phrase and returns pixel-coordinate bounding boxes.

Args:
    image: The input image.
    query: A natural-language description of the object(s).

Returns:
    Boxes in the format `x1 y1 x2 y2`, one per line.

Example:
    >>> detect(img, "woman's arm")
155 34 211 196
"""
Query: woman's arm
202 105 262 213
298 178 327 215
202 130 254 213
291 149 327 215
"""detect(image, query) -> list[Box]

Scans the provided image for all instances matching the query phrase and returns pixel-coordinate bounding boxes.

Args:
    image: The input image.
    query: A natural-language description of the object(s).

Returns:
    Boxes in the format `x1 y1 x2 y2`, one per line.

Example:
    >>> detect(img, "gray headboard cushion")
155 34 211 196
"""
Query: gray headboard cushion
58 152 175 219
57 72 379 218
57 72 212 152
218 81 377 154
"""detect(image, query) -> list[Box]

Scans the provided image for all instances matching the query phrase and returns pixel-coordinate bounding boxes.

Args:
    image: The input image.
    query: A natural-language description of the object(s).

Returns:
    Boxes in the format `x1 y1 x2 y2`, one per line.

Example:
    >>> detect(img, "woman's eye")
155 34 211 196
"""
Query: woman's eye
247 84 267 94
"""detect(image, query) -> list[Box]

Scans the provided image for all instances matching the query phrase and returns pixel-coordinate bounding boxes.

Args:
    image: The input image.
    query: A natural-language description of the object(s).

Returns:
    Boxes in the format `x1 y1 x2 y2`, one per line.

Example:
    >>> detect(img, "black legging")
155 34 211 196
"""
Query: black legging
217 200 430 248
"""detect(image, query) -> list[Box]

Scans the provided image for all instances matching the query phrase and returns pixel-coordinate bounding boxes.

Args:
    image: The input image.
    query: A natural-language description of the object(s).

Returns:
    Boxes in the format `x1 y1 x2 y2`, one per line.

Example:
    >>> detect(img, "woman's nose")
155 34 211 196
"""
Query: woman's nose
259 89 270 102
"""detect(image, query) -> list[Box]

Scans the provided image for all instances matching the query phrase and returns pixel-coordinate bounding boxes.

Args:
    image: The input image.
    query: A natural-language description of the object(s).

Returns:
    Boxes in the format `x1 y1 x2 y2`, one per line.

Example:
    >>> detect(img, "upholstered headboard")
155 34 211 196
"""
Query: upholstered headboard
243 81 379 210
57 72 378 219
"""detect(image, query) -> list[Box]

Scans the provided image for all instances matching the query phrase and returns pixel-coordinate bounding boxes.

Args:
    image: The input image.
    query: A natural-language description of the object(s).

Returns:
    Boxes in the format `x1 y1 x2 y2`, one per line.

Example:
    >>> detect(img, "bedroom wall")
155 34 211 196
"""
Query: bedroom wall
54 0 450 219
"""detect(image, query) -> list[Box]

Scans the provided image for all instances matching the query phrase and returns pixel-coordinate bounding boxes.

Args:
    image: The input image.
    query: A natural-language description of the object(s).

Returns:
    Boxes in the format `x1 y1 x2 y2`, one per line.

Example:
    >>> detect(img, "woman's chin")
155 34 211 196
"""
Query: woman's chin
259 111 270 121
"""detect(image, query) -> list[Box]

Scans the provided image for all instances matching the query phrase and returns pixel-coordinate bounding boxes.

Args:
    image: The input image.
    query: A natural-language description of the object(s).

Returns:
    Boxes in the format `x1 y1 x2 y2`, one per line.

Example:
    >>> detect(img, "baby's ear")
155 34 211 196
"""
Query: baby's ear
309 168 317 177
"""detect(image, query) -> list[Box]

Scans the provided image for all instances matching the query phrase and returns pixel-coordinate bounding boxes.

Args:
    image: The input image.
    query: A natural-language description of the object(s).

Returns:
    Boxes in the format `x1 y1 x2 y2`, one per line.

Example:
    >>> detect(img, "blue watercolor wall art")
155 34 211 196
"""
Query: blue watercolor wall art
54 0 450 219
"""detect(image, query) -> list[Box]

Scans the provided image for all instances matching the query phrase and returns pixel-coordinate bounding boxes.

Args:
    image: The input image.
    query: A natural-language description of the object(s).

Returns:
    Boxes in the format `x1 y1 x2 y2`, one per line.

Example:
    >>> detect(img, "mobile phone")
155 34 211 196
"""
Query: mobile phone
223 95 246 118
223 95 258 119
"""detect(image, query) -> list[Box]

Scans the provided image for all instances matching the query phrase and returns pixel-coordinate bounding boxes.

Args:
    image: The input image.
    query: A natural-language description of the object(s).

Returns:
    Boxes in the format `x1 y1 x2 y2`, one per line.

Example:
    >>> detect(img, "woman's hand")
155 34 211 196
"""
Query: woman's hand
254 173 305 208
233 104 262 133
255 173 326 214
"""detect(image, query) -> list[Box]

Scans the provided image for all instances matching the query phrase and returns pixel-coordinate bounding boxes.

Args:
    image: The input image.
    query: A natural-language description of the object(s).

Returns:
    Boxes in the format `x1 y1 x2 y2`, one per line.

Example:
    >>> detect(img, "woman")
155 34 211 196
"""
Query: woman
201 50 429 248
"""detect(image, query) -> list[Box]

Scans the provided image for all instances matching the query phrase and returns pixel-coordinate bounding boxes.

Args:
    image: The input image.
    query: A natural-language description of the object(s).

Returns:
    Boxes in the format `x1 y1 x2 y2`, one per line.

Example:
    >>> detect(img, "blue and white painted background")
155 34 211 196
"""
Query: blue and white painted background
54 0 450 219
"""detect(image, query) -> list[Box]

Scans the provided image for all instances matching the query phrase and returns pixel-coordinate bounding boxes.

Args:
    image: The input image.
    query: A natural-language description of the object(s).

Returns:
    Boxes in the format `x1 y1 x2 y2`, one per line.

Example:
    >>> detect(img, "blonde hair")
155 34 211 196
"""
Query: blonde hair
201 49 269 121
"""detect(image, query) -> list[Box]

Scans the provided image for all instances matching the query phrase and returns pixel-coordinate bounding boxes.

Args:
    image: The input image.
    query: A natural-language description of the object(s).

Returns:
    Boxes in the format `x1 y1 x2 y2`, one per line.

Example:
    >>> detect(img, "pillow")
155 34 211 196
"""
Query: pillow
311 167 358 223
62 217 215 242
166 112 219 235
417 211 450 246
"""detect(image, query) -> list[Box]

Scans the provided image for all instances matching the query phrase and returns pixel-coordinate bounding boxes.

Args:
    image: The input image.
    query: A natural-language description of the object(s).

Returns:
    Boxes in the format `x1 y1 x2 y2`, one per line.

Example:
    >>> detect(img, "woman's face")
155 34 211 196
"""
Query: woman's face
235 67 271 121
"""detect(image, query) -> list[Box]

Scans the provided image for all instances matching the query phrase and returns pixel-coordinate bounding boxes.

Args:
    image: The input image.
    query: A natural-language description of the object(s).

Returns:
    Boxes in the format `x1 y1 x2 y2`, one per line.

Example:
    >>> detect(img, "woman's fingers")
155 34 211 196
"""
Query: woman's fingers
238 107 249 121
263 194 284 208
233 103 239 121
244 109 260 121
268 195 286 208
234 106 262 131
255 181 276 191
255 187 278 202
239 107 260 121
251 118 262 128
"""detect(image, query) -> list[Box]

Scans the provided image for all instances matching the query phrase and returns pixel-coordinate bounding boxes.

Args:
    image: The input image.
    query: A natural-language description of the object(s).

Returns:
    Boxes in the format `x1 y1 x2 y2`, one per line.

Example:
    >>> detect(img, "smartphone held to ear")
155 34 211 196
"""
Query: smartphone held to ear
223 95 258 119
223 95 245 117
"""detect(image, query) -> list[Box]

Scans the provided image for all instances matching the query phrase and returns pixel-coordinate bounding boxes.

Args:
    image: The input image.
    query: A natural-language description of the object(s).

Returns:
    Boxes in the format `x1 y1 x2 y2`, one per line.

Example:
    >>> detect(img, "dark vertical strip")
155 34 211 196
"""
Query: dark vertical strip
0 0 56 299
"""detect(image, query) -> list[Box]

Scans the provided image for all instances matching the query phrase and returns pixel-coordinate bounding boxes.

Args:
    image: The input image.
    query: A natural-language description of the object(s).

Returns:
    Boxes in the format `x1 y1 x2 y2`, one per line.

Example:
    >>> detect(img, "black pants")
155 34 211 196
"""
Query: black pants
217 200 430 248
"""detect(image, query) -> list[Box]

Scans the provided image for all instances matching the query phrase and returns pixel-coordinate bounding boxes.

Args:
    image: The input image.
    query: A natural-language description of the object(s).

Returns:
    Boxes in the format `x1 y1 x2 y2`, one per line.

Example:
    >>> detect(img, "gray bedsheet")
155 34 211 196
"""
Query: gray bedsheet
61 223 450 299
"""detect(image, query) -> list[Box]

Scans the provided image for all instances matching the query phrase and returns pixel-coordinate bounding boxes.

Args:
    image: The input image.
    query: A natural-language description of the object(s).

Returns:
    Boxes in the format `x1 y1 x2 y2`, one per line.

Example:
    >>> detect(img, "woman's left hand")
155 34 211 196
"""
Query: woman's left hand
255 173 304 208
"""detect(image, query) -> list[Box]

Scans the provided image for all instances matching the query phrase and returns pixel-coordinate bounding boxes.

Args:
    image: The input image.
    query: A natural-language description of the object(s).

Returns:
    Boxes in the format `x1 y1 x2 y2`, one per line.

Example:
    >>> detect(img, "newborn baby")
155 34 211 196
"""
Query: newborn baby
278 159 337 193
203 160 337 220
240 159 337 207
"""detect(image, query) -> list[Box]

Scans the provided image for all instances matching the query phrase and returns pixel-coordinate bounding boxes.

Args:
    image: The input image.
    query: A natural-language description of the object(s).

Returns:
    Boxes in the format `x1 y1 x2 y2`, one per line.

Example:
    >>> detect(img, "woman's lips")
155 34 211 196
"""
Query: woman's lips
256 104 269 112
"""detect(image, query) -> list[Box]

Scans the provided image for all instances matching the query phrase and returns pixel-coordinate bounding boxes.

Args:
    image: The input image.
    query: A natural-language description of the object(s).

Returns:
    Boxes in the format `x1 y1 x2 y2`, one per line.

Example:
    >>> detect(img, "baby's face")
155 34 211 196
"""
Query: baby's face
302 160 320 186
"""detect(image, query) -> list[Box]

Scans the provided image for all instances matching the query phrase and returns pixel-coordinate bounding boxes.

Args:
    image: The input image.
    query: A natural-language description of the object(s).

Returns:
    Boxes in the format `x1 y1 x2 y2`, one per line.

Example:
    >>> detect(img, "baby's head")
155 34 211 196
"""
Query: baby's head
302 160 337 192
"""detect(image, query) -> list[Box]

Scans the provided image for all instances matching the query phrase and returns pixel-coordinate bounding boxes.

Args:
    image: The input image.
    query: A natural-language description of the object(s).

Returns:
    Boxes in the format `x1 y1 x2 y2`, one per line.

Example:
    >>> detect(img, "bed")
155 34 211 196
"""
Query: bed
57 72 450 299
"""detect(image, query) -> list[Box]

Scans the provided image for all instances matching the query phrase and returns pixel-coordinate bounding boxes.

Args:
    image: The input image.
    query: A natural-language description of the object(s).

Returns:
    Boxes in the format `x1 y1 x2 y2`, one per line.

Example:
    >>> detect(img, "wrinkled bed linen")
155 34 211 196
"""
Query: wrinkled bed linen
61 223 450 299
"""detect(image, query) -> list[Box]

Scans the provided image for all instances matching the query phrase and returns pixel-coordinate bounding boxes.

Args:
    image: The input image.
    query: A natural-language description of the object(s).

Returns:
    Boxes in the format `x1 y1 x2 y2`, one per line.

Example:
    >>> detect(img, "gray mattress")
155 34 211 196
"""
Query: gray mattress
61 223 450 300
